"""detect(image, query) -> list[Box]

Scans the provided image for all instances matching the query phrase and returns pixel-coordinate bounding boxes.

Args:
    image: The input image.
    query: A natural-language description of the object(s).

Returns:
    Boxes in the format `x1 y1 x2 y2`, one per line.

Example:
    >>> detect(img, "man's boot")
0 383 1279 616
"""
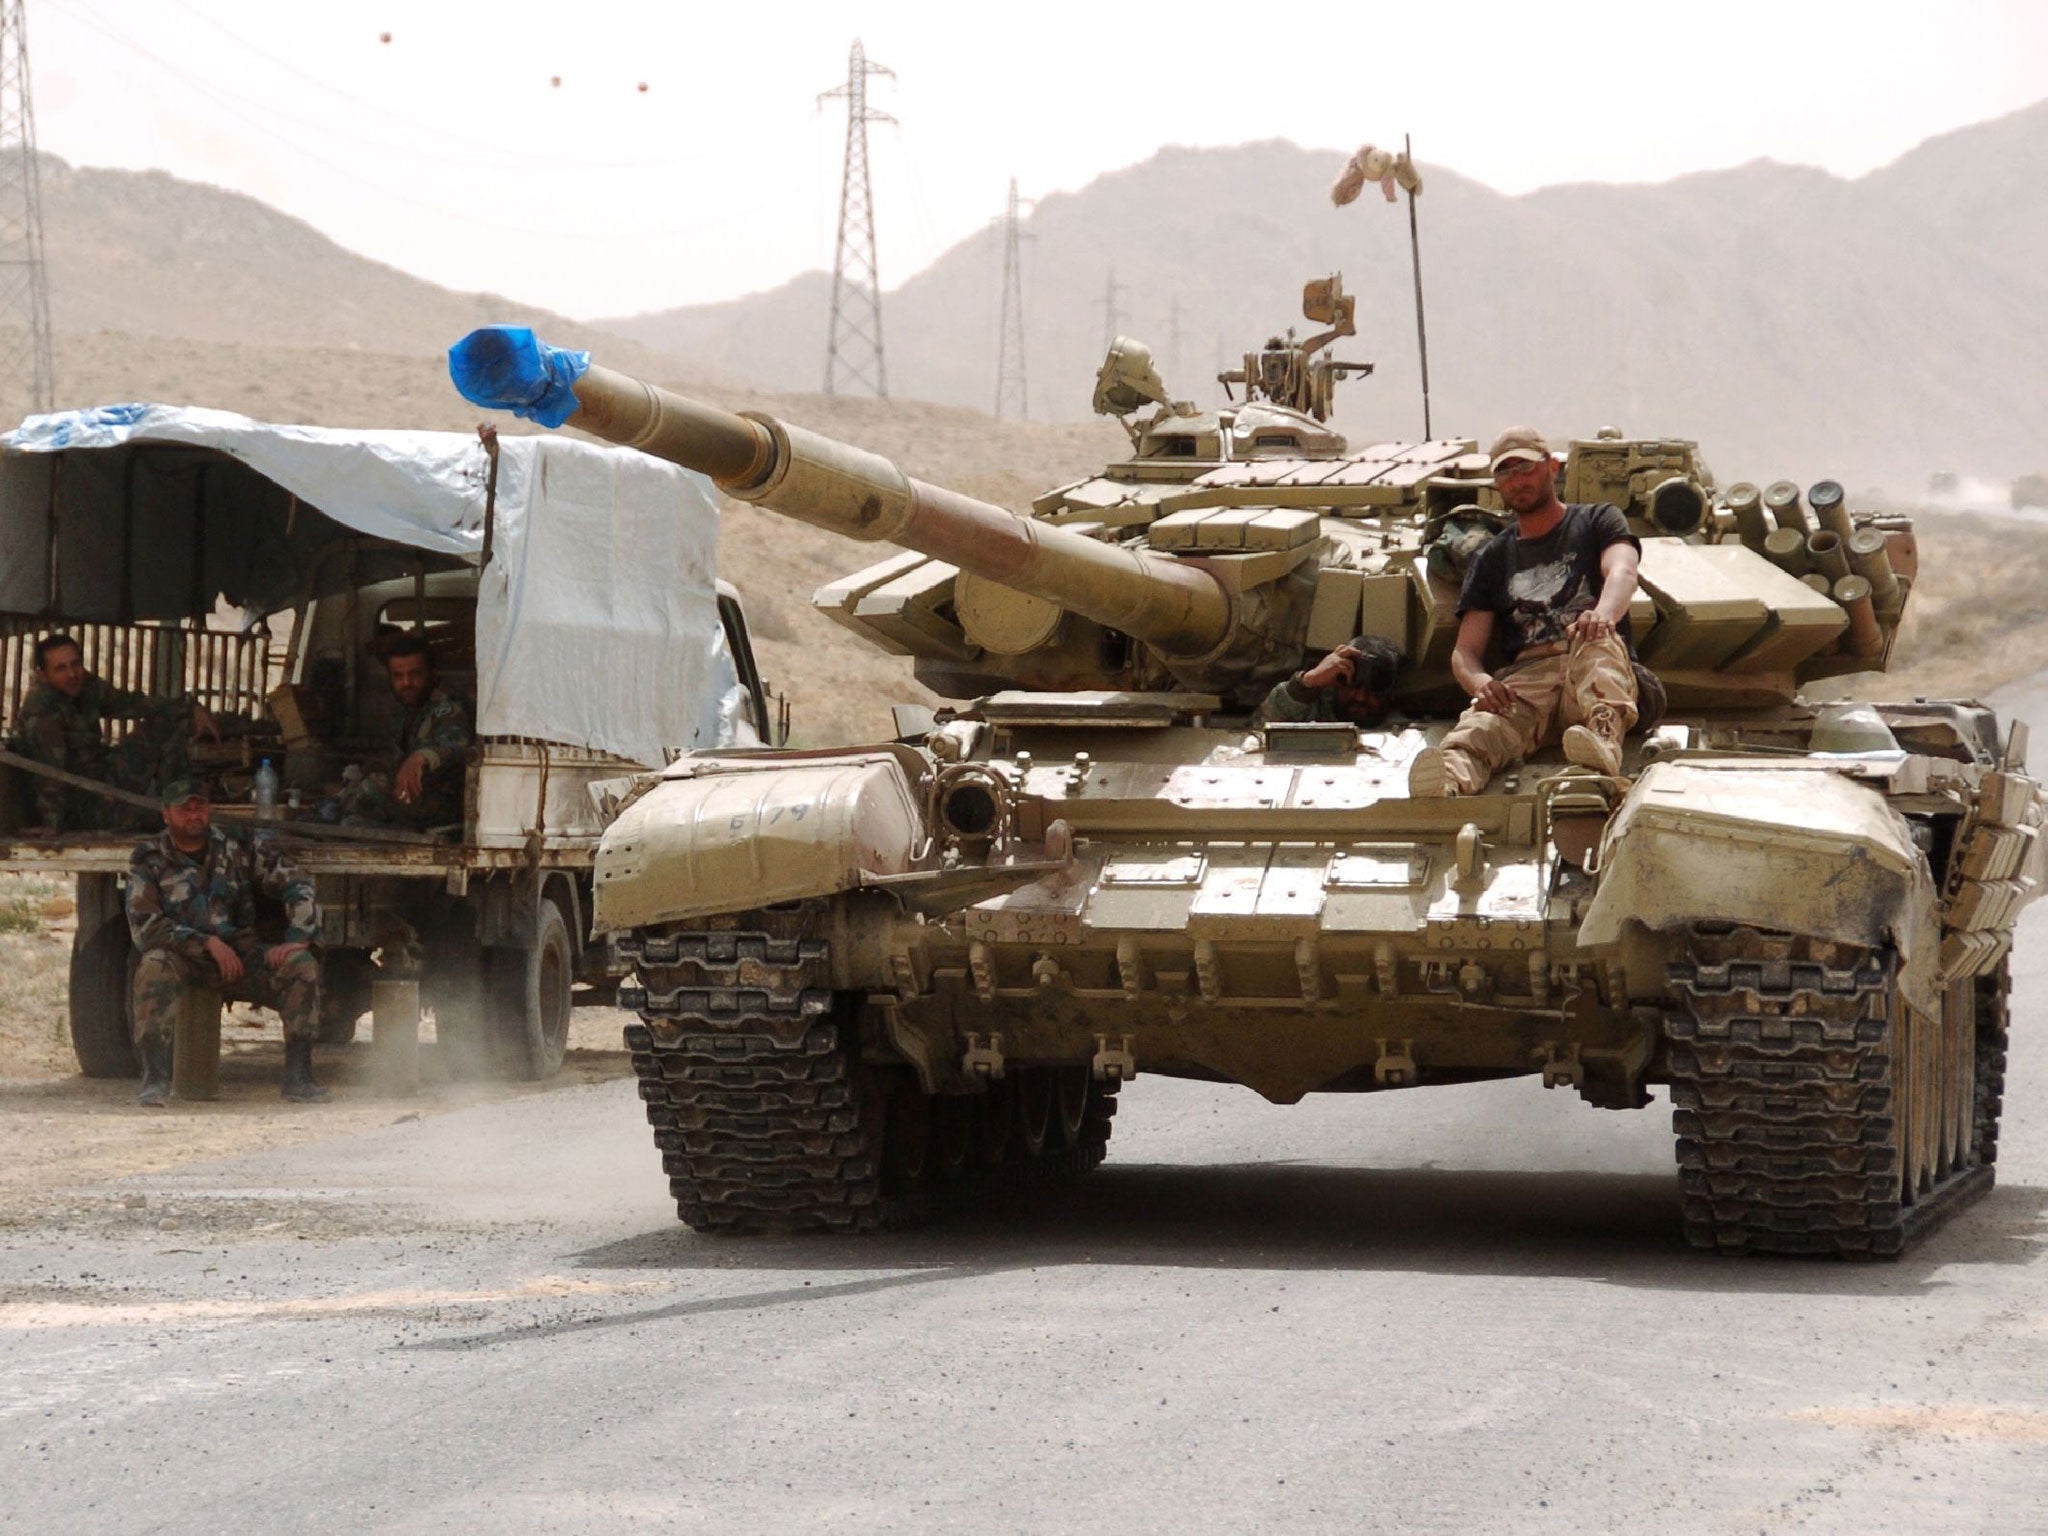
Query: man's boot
281 1037 331 1103
135 1035 172 1108
1563 708 1625 775
1408 744 1480 798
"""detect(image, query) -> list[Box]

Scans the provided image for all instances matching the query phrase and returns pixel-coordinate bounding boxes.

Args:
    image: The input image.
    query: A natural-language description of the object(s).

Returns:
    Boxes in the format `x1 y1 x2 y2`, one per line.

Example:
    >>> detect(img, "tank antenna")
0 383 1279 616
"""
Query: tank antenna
818 40 894 398
1403 133 1432 439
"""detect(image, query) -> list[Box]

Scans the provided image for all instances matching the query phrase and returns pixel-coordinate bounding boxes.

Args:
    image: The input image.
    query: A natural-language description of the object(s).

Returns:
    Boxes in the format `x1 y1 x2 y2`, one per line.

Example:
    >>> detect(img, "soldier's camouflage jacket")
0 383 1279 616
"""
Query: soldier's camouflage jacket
126 825 321 961
11 674 173 827
392 687 471 801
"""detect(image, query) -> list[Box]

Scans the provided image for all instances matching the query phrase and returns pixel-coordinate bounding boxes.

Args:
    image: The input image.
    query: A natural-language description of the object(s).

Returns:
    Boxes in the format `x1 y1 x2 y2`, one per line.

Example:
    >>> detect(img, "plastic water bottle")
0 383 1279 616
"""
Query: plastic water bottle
254 758 280 820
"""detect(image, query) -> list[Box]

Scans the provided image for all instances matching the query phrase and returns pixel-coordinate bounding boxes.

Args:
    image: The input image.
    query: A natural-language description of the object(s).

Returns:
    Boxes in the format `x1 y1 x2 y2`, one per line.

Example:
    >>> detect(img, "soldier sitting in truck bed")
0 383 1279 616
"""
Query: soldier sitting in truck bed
335 633 472 832
9 632 220 832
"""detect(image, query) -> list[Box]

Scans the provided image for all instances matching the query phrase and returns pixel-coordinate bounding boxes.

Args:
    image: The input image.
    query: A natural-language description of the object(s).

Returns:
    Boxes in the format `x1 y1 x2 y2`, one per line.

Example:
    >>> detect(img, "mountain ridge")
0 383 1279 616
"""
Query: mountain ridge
596 102 2048 484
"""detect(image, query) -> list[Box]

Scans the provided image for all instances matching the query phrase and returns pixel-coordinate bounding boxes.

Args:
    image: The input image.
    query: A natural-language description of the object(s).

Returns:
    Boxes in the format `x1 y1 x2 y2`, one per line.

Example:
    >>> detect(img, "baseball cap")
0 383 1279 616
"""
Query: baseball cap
159 776 210 806
1487 425 1552 473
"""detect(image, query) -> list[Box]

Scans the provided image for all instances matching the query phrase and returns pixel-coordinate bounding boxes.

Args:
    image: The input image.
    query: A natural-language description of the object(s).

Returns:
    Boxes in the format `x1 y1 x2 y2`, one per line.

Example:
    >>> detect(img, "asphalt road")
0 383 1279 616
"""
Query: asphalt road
6 685 2048 1534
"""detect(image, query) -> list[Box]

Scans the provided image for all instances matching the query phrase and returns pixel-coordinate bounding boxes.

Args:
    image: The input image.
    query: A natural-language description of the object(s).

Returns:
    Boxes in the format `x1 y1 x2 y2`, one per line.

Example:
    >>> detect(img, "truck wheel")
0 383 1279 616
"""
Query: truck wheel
69 916 139 1078
423 928 494 1080
486 900 573 1080
318 951 376 1047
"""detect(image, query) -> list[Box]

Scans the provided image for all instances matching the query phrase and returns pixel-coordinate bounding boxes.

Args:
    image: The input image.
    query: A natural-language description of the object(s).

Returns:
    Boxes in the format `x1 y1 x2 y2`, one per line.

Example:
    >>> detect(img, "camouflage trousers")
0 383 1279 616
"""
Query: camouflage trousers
1436 632 1639 795
64 702 196 832
131 941 321 1046
339 771 460 833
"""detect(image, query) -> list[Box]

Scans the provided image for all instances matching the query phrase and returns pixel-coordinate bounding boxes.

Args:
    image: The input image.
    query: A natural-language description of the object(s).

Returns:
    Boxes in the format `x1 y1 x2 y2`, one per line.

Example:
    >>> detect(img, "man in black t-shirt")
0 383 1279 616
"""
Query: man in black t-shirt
1409 426 1641 796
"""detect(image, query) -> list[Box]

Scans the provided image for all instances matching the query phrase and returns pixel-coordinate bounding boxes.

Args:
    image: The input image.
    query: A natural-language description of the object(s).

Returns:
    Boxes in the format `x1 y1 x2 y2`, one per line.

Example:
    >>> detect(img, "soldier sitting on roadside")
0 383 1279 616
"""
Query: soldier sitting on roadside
9 632 219 832
335 633 472 832
1257 634 1403 728
127 777 328 1106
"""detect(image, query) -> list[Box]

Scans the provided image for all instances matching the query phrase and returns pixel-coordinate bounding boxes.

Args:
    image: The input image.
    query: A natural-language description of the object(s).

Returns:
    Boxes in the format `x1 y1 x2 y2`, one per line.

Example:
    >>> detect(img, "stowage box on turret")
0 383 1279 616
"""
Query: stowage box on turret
450 279 2041 1257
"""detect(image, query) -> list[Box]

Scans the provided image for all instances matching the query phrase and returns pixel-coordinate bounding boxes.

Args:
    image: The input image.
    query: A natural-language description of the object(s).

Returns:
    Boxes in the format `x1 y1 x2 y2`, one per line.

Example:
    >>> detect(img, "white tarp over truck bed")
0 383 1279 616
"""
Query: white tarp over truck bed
0 404 734 768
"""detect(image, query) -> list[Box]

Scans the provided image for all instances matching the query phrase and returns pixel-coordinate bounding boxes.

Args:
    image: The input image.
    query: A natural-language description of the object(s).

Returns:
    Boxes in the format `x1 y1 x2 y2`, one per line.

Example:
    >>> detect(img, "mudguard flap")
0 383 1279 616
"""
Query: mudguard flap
592 752 922 932
1580 762 1941 1015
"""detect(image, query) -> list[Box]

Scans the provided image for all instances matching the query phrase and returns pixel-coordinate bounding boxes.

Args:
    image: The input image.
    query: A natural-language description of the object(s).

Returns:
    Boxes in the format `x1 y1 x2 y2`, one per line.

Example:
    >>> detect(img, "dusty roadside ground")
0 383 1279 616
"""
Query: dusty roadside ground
0 872 634 1232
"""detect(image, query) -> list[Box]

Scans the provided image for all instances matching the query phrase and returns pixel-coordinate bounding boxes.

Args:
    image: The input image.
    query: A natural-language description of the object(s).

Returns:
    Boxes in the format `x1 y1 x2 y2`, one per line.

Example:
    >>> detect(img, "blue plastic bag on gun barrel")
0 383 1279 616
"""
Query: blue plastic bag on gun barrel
448 326 590 429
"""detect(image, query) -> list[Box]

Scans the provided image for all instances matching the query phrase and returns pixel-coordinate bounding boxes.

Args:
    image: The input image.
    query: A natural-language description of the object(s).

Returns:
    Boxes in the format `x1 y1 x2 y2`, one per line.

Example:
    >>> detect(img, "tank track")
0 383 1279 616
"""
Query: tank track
1665 928 1999 1258
619 925 1115 1233
1972 959 2009 1170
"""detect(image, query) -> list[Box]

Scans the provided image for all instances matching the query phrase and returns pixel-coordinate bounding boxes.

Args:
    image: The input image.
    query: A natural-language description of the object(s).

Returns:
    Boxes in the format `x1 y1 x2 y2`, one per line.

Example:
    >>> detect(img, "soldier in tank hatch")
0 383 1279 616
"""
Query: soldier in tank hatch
10 632 220 832
1258 634 1402 728
1408 426 1641 797
335 632 471 831
126 777 327 1106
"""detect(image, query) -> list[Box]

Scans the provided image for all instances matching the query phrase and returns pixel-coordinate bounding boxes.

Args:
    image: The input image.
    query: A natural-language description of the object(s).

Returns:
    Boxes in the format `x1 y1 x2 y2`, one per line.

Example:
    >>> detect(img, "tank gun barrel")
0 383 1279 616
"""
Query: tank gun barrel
449 327 1232 659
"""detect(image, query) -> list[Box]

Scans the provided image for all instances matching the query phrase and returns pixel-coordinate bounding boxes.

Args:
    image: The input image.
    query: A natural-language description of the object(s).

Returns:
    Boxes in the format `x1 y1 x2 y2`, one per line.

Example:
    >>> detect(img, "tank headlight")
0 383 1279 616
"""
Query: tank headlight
940 781 999 838
1647 476 1707 535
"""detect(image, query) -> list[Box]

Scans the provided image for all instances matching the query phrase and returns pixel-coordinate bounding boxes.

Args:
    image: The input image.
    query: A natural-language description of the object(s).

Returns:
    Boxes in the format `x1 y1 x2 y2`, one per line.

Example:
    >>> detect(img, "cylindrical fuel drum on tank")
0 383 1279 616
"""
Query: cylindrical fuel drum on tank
1764 479 1807 534
1807 529 1852 582
1724 482 1770 550
1763 527 1809 575
1808 479 1854 541
1835 574 1885 658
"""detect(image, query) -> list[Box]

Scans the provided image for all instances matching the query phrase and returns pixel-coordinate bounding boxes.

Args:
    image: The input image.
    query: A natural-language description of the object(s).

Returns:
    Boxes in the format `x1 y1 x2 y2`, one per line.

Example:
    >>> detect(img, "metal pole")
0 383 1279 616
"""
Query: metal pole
1404 133 1432 441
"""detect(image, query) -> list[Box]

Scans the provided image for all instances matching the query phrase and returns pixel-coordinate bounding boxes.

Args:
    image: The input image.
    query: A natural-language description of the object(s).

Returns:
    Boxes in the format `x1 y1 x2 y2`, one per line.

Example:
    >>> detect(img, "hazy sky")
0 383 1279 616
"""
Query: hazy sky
31 0 2048 319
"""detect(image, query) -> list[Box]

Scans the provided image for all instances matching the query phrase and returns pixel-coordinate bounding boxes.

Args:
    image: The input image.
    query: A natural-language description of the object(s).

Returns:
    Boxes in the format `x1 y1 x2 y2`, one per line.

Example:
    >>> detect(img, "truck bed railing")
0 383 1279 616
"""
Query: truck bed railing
0 614 273 738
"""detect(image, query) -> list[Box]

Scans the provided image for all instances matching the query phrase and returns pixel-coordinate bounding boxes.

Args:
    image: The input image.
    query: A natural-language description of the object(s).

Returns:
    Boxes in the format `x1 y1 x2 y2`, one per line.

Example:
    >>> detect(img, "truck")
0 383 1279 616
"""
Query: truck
0 404 779 1081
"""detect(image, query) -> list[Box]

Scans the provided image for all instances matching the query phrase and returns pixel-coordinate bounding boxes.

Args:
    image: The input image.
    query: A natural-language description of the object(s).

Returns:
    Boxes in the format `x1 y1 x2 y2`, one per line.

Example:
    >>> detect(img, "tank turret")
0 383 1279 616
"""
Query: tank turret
450 276 1914 715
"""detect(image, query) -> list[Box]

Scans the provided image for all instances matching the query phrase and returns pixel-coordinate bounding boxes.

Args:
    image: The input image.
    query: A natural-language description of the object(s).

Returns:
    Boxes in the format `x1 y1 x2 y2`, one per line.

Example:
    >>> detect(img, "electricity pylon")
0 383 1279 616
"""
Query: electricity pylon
0 0 52 418
1095 269 1127 350
819 39 892 398
993 178 1032 419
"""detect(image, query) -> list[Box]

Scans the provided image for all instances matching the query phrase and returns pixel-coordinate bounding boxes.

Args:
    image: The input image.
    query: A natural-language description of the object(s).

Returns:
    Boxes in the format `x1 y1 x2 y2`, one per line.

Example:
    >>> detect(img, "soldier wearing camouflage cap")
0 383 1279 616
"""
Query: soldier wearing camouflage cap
126 777 329 1106
1409 426 1642 796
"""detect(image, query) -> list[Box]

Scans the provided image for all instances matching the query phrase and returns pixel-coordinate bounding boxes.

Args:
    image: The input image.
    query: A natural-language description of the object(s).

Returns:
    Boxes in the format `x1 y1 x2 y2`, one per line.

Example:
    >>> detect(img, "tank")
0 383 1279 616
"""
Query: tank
448 280 2043 1256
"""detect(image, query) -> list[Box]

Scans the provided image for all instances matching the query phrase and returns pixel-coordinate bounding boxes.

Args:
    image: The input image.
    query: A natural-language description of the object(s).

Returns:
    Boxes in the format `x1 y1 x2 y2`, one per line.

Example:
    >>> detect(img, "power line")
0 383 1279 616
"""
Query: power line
1095 268 1127 351
819 38 891 399
993 177 1032 420
0 0 53 417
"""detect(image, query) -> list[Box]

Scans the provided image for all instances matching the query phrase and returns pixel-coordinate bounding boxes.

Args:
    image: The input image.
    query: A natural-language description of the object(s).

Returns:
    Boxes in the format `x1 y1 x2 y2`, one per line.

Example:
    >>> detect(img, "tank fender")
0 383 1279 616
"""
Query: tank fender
592 752 924 933
1579 762 1941 1015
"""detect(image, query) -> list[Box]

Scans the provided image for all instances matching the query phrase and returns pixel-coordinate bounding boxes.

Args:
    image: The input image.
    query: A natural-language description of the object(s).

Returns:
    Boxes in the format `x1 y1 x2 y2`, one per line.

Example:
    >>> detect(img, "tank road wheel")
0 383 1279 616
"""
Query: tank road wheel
1665 927 1996 1259
880 1070 935 1195
485 901 574 1081
932 1096 975 1183
1013 1068 1054 1157
1054 1065 1093 1149
974 1076 1015 1167
1056 1068 1118 1175
69 914 139 1079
